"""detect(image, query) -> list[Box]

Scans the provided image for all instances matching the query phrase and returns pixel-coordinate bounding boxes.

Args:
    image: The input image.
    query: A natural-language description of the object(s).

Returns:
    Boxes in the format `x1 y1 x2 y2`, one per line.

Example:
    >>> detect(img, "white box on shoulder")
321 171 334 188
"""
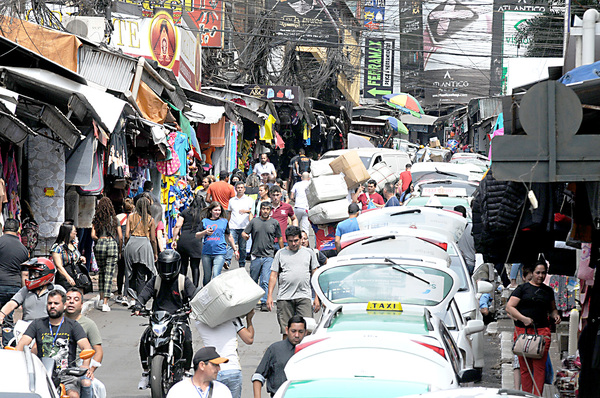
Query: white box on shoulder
190 269 264 328
306 175 348 208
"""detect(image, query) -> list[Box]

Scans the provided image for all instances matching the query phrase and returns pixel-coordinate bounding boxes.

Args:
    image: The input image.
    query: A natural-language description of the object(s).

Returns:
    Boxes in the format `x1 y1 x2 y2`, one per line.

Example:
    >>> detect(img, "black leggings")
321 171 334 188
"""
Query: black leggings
179 255 201 288
116 257 125 295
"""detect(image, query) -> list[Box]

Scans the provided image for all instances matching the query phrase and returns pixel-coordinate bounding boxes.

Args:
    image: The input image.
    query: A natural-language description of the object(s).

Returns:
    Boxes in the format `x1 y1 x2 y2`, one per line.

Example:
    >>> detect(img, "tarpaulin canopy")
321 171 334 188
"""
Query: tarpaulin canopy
185 102 226 124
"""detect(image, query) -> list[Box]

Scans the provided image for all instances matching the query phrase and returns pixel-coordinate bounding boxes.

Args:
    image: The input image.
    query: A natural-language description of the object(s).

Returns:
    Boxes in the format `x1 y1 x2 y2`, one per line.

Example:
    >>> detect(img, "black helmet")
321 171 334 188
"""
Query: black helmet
157 249 181 282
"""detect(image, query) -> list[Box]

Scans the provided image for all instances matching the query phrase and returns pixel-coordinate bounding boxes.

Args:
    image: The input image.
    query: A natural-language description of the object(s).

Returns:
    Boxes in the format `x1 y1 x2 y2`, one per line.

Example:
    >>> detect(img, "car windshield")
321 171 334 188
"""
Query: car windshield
317 263 454 306
359 156 371 169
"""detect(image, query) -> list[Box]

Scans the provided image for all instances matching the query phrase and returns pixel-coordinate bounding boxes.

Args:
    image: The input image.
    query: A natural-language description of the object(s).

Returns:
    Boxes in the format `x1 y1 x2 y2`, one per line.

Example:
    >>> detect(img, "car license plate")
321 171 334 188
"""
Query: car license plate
366 301 403 312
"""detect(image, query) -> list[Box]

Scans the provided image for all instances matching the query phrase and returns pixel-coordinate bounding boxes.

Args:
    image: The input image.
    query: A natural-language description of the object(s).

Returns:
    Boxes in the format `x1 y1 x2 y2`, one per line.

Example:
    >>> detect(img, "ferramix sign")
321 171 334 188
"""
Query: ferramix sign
364 38 394 98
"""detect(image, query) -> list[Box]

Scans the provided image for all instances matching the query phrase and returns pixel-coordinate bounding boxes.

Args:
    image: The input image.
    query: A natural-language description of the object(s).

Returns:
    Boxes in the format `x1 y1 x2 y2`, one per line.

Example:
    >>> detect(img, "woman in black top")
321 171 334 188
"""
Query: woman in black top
172 194 204 287
506 261 561 395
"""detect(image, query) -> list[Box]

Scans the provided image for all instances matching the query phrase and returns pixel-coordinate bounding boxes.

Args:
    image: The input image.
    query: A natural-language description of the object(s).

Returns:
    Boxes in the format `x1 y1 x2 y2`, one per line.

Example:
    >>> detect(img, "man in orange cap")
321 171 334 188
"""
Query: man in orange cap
167 346 232 397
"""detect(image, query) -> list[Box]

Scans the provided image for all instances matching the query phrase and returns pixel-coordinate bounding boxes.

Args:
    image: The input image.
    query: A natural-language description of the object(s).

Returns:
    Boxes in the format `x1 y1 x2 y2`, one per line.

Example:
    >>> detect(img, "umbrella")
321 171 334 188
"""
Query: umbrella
348 133 374 149
386 116 409 134
383 93 424 118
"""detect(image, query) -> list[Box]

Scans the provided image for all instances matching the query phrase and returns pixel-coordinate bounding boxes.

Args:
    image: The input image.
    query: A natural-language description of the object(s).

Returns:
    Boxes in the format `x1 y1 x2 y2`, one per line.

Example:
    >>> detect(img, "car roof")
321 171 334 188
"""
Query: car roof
0 350 52 397
281 378 431 398
322 148 410 158
404 197 470 208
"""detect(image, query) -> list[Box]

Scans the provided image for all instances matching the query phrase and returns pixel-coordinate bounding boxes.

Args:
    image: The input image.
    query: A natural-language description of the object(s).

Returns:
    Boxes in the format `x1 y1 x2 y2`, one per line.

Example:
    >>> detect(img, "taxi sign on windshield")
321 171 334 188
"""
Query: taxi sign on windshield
366 301 403 312
421 187 467 197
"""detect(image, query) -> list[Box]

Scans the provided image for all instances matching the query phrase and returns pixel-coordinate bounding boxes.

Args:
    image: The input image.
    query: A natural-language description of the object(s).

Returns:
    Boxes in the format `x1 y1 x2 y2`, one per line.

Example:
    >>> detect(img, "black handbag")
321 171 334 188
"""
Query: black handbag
73 259 93 294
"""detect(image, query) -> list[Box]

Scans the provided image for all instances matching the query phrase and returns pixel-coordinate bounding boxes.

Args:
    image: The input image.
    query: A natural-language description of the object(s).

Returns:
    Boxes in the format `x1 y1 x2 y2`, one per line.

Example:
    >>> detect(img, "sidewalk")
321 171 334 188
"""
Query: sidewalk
489 317 560 397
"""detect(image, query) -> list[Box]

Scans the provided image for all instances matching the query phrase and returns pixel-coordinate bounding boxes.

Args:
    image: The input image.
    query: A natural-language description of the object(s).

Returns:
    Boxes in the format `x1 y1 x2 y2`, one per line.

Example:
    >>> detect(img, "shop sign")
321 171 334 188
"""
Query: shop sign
116 0 196 23
265 0 340 47
364 38 394 98
178 27 202 91
112 11 181 74
243 85 303 104
186 0 224 48
364 0 385 30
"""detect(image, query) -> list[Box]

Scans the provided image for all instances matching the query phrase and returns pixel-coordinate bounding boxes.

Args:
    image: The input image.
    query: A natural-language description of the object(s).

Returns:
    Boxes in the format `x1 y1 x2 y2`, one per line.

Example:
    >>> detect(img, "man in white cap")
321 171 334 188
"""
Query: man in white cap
167 346 232 398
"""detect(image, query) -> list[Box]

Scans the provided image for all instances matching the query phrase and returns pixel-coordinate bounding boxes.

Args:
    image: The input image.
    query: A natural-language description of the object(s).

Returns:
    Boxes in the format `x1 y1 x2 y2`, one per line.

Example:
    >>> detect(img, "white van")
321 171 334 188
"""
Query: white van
321 148 412 176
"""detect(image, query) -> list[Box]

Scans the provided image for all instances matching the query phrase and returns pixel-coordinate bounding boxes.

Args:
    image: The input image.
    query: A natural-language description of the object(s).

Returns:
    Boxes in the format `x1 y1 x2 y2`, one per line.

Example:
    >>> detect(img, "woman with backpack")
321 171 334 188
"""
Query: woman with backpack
124 197 157 301
91 197 122 312
172 193 206 287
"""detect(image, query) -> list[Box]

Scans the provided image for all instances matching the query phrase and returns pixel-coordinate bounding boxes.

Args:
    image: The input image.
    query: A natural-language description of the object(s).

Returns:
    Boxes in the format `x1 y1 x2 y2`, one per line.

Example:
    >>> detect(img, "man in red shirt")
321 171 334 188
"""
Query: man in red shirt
398 163 412 194
352 179 385 210
269 185 297 250
206 171 235 209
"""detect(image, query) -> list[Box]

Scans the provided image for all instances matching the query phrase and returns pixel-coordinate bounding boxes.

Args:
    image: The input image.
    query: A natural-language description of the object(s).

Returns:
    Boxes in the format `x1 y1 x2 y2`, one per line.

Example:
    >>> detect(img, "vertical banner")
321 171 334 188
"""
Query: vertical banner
187 0 223 48
228 123 238 172
399 0 423 97
364 38 394 98
178 24 202 92
364 0 385 30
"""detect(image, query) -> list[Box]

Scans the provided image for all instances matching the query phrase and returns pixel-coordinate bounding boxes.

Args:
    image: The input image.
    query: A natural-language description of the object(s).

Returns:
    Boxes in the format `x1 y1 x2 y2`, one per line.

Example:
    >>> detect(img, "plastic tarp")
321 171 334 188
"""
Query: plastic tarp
185 102 226 124
0 16 81 72
559 60 600 85
0 67 127 133
136 80 169 124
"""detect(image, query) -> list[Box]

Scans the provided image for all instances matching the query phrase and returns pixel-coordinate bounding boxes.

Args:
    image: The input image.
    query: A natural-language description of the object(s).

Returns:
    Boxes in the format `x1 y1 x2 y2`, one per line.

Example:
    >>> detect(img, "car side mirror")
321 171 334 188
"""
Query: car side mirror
464 319 485 336
477 280 493 294
458 368 481 383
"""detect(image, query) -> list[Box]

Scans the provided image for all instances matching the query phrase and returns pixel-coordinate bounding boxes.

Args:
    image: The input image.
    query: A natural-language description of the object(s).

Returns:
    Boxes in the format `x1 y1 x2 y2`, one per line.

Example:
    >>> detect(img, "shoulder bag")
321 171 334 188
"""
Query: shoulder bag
512 325 546 359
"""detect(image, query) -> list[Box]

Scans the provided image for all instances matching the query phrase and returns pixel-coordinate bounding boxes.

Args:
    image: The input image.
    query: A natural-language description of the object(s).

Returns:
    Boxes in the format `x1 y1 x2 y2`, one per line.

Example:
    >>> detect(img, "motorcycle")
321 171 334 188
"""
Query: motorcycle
129 289 190 398
41 347 96 398
1 319 31 348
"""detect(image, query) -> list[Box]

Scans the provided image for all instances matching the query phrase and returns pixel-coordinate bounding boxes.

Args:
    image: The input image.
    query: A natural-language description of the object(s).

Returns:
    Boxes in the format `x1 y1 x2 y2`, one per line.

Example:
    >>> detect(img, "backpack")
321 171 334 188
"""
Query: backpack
21 218 39 255
297 155 311 173
155 274 187 300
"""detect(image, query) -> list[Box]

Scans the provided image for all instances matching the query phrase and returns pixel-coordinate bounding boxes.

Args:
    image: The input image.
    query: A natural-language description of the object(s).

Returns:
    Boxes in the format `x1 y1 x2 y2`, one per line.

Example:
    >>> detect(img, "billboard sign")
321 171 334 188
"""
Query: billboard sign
364 0 385 30
112 12 181 74
422 0 493 105
179 26 202 91
243 85 303 104
266 0 340 46
399 0 423 97
364 38 394 98
187 0 223 48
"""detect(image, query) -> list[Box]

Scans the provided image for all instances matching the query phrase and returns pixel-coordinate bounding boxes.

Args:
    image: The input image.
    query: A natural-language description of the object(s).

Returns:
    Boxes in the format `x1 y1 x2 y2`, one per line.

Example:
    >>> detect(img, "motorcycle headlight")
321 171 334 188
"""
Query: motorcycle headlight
152 323 168 337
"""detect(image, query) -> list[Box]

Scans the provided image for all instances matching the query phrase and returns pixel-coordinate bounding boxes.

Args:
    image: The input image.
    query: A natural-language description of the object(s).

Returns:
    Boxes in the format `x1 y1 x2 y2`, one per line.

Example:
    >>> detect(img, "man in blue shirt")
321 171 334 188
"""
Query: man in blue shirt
383 182 401 207
334 203 361 252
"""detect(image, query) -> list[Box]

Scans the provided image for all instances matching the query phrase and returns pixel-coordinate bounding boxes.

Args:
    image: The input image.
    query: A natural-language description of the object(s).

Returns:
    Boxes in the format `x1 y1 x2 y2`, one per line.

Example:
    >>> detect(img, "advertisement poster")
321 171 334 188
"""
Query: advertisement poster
399 0 423 97
112 12 181 74
364 0 385 30
422 0 493 105
187 0 223 48
364 38 394 98
179 26 202 91
266 0 340 46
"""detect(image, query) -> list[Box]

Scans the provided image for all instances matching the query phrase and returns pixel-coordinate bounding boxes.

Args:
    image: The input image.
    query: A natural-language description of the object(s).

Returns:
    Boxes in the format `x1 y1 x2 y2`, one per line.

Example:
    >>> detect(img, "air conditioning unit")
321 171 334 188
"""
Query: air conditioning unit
63 16 105 44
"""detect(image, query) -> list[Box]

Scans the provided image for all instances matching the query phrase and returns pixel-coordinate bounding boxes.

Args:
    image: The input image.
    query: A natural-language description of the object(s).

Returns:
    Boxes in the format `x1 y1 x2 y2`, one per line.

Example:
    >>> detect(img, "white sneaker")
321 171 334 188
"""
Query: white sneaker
129 299 136 308
101 304 111 312
138 374 149 390
94 299 102 310
115 295 128 305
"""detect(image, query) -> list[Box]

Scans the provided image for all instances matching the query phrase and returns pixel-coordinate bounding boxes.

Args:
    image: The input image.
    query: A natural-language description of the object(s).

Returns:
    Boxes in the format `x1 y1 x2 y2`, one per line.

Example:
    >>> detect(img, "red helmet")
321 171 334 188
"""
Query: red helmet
24 258 56 290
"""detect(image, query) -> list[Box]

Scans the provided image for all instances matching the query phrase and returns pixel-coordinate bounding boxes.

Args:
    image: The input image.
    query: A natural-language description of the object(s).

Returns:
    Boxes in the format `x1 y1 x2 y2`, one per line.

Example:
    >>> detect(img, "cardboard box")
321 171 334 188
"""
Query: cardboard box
190 269 264 328
429 137 441 148
329 151 370 189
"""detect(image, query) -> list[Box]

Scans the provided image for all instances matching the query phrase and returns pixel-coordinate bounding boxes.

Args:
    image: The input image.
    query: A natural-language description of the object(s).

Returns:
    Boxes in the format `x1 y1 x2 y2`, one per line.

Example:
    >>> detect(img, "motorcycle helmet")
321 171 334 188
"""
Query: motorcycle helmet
157 249 181 282
24 257 56 290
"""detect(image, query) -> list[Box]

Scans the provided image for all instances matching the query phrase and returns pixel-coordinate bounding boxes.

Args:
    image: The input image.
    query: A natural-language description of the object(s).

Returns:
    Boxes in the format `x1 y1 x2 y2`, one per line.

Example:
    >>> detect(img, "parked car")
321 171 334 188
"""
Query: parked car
321 148 412 176
0 348 60 398
450 153 490 172
274 378 434 398
404 196 473 219
410 162 484 184
309 255 485 378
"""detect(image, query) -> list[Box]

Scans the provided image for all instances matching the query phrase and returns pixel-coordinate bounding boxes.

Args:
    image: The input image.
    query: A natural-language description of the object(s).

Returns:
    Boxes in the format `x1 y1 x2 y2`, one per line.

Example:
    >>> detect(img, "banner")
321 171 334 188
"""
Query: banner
364 38 394 98
179 26 202 91
266 0 340 46
187 0 223 48
364 0 385 30
422 0 493 106
399 0 423 97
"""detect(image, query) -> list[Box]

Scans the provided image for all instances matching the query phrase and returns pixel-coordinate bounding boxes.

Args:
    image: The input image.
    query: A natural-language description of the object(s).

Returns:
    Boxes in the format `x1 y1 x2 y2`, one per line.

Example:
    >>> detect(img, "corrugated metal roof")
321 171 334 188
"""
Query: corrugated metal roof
78 46 136 92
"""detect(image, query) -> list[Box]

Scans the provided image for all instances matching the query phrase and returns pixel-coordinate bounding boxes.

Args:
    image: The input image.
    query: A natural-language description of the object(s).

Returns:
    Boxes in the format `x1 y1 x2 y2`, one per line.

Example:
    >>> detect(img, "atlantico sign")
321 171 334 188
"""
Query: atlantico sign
364 38 394 98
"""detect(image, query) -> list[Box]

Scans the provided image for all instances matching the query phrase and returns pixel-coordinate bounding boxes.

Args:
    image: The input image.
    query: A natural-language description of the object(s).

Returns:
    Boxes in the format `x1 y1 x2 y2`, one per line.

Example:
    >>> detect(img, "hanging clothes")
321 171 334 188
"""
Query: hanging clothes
156 132 181 176
173 130 190 177
259 114 276 141
107 130 129 178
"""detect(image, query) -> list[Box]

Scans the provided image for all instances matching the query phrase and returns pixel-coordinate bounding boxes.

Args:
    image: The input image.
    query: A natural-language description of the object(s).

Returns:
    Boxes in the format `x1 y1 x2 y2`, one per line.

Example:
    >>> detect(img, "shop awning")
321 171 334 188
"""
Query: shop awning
16 95 83 149
183 89 270 126
0 107 36 146
185 102 226 124
0 67 128 133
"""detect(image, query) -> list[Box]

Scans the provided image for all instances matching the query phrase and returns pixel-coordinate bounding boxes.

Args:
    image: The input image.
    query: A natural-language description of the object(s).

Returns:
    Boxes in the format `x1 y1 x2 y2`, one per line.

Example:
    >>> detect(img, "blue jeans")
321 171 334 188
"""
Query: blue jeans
225 229 248 268
201 254 226 287
273 242 287 255
80 376 93 398
510 263 523 281
217 369 243 398
250 257 273 304
0 285 20 325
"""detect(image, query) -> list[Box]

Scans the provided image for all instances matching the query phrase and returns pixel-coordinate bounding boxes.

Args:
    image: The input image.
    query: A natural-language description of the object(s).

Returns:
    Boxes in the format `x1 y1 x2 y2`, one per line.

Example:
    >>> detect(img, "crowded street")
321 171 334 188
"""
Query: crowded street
0 0 599 398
